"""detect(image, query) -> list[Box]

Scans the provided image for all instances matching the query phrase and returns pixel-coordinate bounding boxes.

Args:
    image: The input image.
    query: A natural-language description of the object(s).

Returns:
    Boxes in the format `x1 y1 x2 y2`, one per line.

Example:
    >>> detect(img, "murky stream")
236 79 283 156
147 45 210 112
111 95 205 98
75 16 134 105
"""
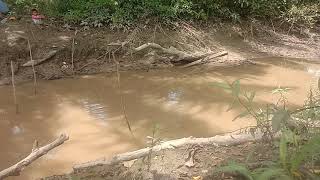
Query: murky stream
1 57 320 179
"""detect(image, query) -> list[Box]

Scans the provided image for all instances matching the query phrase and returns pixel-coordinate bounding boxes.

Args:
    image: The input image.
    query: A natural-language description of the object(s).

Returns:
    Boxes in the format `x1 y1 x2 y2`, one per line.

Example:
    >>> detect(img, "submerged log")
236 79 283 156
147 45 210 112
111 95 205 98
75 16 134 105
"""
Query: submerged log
0 134 69 179
73 133 263 171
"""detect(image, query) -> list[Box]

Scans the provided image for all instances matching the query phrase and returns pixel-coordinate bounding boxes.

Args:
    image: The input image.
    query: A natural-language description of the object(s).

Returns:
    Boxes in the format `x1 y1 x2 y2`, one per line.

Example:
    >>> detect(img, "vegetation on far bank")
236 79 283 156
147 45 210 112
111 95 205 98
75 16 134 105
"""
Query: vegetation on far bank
6 0 320 28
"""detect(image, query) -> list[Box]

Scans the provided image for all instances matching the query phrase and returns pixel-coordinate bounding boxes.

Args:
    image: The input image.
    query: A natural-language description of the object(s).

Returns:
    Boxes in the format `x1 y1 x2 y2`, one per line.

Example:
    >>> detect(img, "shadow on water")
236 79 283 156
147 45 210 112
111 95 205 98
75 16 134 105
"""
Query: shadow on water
1 57 320 179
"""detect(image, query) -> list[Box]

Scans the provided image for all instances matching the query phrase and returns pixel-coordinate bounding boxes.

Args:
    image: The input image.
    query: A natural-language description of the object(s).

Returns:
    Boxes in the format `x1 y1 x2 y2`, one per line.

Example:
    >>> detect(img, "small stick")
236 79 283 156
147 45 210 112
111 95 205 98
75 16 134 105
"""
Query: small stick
27 39 37 95
71 30 78 77
10 61 18 114
271 19 276 33
112 53 133 136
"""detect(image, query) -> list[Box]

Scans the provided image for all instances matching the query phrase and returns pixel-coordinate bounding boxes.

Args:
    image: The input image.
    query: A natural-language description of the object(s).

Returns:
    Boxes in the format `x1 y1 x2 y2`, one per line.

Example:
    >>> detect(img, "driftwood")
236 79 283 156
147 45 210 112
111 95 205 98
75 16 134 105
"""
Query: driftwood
131 43 222 63
22 50 58 67
182 51 228 68
73 133 263 171
0 134 69 179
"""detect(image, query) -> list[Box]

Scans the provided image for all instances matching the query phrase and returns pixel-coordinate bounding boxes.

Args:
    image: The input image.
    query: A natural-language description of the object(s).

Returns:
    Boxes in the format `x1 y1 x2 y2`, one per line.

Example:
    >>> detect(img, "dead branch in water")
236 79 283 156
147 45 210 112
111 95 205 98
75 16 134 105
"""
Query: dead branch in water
131 43 219 62
27 39 37 95
0 134 69 179
73 133 263 171
182 51 228 68
10 61 18 114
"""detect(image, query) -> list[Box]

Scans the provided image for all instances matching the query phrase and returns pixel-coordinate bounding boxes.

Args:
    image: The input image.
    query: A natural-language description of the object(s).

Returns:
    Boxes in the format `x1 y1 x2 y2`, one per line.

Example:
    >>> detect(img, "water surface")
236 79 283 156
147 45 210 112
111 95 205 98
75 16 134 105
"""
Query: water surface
1 57 320 179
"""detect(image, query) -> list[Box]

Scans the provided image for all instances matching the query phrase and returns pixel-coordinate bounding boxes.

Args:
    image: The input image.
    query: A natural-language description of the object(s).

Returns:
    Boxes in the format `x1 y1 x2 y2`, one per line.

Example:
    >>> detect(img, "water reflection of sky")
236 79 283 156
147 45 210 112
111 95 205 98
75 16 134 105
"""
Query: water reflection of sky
167 89 183 106
80 99 108 124
12 125 23 135
307 67 320 77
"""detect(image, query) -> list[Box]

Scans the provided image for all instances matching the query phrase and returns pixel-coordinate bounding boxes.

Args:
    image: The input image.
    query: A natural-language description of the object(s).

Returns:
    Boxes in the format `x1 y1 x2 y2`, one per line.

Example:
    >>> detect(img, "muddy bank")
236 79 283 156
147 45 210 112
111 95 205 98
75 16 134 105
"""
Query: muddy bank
43 140 276 180
0 20 319 85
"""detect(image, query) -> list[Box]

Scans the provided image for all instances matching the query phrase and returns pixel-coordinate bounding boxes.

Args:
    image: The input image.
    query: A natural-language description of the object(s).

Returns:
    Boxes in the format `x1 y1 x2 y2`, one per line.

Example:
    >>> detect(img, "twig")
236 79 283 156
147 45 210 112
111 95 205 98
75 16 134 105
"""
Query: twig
287 22 294 35
146 124 157 171
112 53 133 136
270 19 276 33
0 134 69 179
290 105 320 115
27 39 37 95
71 30 78 76
10 61 18 114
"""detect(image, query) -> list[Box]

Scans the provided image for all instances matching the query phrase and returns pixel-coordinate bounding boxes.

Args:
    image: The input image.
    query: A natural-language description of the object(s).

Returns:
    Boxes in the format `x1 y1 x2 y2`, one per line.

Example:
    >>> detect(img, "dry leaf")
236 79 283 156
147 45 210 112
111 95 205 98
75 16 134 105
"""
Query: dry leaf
193 176 203 180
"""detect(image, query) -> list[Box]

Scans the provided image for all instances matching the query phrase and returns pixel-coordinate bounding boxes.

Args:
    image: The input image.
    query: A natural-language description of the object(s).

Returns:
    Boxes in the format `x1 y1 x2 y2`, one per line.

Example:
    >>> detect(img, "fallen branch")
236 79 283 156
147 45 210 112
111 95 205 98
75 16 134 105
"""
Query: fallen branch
131 43 219 62
73 133 263 171
0 134 69 179
182 51 228 68
22 50 58 67
27 39 37 95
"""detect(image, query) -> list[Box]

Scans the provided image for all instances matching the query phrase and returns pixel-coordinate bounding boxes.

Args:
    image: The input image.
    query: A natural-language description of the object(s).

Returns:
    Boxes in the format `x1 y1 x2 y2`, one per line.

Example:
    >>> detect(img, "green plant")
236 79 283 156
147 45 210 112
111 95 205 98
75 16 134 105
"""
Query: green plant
6 0 320 27
212 79 320 139
212 79 320 179
215 134 320 179
212 80 291 140
281 4 320 28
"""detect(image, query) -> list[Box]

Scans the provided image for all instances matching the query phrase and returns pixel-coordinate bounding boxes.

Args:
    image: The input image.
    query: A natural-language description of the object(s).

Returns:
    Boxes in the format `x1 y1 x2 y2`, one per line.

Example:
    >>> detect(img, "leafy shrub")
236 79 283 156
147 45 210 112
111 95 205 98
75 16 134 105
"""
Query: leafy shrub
212 79 320 179
6 0 320 26
214 134 320 179
281 4 320 27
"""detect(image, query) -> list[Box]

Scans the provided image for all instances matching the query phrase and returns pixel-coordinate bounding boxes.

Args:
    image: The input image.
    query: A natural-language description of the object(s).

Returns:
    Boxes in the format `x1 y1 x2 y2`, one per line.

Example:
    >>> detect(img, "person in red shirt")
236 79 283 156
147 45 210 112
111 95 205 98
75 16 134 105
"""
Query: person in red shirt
31 8 45 24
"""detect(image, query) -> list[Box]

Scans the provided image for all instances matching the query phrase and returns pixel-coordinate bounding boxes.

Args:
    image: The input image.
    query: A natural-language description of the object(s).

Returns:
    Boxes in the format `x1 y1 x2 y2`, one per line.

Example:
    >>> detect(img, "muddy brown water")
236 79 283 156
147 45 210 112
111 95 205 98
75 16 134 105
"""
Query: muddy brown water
1 57 320 180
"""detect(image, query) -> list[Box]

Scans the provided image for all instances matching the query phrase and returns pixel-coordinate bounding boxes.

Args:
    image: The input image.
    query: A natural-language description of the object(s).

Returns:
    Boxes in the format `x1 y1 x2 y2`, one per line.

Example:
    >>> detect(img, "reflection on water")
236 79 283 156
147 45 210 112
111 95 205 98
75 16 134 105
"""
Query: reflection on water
80 99 108 122
11 126 23 135
0 57 320 180
167 89 183 106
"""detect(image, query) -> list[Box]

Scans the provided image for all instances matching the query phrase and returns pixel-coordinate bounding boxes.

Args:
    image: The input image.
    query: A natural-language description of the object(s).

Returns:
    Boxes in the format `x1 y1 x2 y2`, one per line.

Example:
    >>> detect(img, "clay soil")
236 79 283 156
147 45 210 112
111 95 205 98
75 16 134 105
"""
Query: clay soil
43 141 277 180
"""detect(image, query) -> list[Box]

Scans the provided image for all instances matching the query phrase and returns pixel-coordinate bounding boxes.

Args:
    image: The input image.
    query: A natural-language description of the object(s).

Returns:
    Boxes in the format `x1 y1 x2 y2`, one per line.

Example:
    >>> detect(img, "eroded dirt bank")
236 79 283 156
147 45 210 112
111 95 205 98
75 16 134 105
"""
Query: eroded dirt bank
44 141 276 180
0 20 319 86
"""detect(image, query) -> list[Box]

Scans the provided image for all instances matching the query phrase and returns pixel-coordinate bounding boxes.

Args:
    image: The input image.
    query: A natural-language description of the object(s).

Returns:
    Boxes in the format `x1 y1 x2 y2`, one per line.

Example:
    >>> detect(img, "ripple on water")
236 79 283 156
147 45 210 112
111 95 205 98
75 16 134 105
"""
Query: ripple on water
80 99 108 125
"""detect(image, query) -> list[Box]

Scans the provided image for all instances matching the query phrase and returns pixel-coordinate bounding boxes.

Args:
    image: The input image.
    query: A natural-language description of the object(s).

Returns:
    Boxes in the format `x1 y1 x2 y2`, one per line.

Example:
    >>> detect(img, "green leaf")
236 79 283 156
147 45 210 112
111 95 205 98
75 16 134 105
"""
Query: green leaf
226 98 237 112
231 79 241 97
272 87 292 94
271 109 290 133
232 111 250 121
248 91 256 103
282 129 295 144
211 81 232 90
254 168 291 180
290 135 320 172
279 134 288 168
214 162 253 180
